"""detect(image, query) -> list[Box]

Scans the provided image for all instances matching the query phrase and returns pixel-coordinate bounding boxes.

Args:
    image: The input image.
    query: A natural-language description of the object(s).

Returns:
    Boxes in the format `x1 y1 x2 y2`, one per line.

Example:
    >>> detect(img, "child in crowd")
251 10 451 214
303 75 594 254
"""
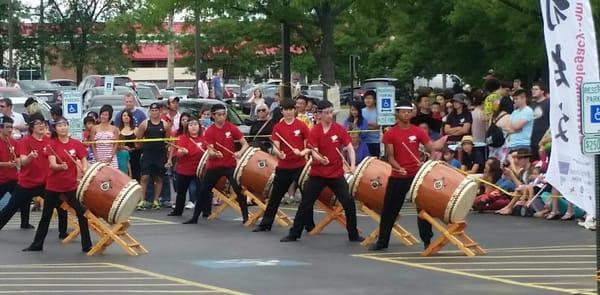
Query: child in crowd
442 147 461 168
431 102 443 120
117 146 132 177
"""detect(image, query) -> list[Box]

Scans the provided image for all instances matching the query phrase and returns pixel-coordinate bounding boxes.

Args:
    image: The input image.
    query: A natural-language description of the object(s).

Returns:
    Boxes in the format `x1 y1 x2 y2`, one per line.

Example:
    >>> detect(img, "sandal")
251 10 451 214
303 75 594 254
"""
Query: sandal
545 212 560 220
561 212 575 221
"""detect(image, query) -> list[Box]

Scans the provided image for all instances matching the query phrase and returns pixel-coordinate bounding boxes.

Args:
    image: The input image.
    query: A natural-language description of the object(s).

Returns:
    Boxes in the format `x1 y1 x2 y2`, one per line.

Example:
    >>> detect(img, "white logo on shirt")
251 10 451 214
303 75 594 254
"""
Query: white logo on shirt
408 135 417 143
196 142 203 148
459 118 465 124
294 129 301 136
225 131 232 138
68 149 76 157
331 135 339 143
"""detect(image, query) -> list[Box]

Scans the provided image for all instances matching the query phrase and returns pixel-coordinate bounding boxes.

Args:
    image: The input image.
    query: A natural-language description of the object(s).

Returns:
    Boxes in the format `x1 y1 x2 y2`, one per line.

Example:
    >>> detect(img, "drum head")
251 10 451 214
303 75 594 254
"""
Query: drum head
76 162 106 203
195 152 210 178
234 147 259 184
408 160 438 203
349 157 374 197
298 159 312 191
445 178 479 223
109 181 143 224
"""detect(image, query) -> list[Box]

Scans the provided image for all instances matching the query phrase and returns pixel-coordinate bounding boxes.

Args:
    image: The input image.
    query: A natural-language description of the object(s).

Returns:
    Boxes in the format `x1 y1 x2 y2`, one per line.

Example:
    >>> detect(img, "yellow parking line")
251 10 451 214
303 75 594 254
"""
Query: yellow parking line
354 254 591 295
107 263 250 295
362 244 595 256
130 216 177 225
391 255 595 260
419 261 593 265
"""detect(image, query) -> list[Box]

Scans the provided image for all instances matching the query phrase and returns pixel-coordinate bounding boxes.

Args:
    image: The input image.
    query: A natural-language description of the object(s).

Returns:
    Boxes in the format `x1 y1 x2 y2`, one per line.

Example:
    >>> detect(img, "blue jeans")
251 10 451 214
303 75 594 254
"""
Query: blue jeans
145 174 172 203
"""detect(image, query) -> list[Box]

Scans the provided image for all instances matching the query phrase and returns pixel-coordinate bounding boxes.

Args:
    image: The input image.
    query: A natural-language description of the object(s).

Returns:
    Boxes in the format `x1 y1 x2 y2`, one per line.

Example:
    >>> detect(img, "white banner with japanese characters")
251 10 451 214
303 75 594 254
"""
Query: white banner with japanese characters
541 0 598 217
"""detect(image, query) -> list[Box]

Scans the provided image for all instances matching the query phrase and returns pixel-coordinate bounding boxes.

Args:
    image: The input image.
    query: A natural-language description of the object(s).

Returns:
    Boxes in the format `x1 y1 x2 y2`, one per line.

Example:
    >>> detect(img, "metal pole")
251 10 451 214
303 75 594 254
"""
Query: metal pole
8 0 14 78
281 21 291 100
194 4 201 86
349 55 354 90
596 155 600 293
167 10 175 88
39 0 45 80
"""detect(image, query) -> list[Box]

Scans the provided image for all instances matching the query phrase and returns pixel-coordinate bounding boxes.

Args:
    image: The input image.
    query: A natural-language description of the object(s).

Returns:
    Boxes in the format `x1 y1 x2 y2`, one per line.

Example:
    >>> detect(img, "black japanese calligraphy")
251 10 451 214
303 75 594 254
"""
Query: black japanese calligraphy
551 44 570 87
546 0 570 31
555 102 569 142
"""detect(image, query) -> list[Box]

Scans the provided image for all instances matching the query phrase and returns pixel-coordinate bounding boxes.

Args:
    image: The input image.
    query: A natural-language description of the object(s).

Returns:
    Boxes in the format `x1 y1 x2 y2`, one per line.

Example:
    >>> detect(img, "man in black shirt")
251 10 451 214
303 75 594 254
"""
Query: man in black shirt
460 136 484 174
529 82 549 161
443 93 472 143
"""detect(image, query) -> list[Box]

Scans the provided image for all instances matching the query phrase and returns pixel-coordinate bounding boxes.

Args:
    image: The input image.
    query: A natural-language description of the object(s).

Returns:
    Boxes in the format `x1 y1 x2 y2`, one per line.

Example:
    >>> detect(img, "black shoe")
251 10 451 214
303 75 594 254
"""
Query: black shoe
424 242 430 250
280 236 298 242
201 214 210 219
304 225 315 232
59 233 69 239
20 224 35 229
167 211 182 216
349 236 365 242
252 226 271 232
183 218 198 224
368 244 388 251
22 246 42 252
82 247 92 253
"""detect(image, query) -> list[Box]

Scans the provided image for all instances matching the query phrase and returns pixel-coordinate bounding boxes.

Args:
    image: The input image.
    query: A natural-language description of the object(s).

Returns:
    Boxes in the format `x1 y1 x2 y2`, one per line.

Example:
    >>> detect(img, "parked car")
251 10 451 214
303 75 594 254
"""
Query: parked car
18 80 62 105
136 85 161 107
82 86 135 109
413 74 463 91
77 75 136 93
49 79 77 91
178 99 250 134
308 84 323 91
159 89 176 98
360 78 411 102
84 95 144 121
137 82 161 98
223 84 240 105
300 89 323 102
0 87 52 119
166 87 193 99
340 86 362 105
237 84 278 114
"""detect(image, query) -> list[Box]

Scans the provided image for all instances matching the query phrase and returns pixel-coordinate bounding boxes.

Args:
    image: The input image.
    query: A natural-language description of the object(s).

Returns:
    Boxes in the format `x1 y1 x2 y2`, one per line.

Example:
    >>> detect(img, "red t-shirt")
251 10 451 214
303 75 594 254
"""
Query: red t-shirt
271 119 310 169
0 137 18 183
204 122 243 169
308 123 350 178
382 124 430 178
16 135 50 188
45 138 88 192
175 134 206 176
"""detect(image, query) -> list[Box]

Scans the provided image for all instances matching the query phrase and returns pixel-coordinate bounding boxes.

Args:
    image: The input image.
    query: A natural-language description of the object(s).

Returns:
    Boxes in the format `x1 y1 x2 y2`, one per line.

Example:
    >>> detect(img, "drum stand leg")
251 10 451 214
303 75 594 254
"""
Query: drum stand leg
358 203 418 247
207 189 257 222
243 190 293 228
418 210 486 257
85 211 148 256
308 200 352 236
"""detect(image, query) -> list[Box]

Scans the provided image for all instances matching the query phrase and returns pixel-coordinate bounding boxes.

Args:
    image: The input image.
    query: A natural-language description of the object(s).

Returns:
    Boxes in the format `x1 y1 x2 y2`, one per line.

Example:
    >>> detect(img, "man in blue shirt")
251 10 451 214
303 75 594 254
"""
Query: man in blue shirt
114 93 147 127
361 90 380 157
507 89 533 152
212 69 224 100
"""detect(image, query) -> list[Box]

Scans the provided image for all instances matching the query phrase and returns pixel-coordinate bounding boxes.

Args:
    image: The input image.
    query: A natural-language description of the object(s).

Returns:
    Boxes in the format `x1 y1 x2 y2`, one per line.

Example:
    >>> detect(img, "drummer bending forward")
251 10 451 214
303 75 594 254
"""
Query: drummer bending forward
23 117 92 252
280 100 364 243
370 99 447 251
184 104 250 224
253 99 312 232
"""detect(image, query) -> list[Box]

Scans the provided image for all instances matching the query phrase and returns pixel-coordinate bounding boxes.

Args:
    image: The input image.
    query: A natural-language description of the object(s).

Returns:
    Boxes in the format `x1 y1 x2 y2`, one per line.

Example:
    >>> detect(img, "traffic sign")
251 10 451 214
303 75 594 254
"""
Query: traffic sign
580 82 600 135
376 86 396 126
104 75 114 95
582 136 600 155
62 91 83 140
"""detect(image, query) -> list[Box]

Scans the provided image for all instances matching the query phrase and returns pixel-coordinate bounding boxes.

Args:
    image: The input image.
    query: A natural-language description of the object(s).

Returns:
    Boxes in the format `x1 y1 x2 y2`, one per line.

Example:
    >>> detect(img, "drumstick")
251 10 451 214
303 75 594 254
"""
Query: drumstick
450 164 518 197
45 144 64 164
214 142 235 155
166 141 187 151
269 138 283 154
402 142 422 166
274 132 295 151
335 148 352 171
187 136 206 152
63 149 84 172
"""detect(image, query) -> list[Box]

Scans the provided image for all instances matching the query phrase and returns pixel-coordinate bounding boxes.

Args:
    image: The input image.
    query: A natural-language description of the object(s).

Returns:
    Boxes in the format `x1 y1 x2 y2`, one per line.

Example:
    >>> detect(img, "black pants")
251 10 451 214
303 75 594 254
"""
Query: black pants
130 149 142 182
0 184 67 233
287 176 359 239
193 167 248 221
259 167 314 229
173 173 197 215
375 177 432 248
366 143 380 158
28 190 91 251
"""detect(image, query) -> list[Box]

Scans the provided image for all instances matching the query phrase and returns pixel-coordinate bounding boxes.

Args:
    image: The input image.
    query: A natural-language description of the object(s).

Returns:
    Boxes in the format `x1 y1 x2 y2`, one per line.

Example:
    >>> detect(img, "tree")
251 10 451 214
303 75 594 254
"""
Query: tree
43 0 144 82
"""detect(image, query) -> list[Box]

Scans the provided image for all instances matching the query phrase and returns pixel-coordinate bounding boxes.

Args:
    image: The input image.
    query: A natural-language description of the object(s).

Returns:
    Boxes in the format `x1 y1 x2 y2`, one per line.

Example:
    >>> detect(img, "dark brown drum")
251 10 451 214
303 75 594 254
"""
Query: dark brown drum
195 151 227 191
298 159 353 208
76 162 142 224
233 147 277 201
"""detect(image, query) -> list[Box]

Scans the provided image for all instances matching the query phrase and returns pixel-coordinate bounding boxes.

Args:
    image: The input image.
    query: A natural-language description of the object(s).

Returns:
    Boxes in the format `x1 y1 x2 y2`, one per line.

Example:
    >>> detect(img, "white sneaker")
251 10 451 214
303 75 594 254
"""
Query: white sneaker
578 215 596 230
185 201 195 209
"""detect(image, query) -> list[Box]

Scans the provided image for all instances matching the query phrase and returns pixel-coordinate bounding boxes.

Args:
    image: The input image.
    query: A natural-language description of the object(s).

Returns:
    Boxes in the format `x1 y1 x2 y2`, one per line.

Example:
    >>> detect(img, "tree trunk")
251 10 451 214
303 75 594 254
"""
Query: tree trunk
315 3 336 99
76 64 84 84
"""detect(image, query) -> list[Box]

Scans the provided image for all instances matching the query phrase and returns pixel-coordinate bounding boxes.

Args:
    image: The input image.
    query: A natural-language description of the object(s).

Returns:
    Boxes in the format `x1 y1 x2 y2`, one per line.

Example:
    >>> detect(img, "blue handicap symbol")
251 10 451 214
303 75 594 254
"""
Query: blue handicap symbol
382 98 391 109
67 103 78 114
591 105 600 123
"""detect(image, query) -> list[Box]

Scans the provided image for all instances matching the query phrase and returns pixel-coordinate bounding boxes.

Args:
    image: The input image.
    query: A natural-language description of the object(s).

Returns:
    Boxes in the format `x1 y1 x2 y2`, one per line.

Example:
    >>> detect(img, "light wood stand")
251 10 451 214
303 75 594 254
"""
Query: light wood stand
418 210 485 257
358 203 418 247
308 200 357 236
243 191 293 228
208 188 261 223
84 210 148 256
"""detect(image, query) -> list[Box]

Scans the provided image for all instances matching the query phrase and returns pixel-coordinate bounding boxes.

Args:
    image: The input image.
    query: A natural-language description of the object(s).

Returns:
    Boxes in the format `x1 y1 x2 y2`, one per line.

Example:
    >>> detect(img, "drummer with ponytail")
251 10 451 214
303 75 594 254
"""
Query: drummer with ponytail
369 99 448 251
23 117 92 253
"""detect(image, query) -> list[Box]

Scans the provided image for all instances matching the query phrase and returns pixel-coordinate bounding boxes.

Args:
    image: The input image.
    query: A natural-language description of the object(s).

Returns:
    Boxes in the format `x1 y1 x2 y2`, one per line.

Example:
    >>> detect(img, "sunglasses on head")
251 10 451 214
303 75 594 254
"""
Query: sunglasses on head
257 109 268 113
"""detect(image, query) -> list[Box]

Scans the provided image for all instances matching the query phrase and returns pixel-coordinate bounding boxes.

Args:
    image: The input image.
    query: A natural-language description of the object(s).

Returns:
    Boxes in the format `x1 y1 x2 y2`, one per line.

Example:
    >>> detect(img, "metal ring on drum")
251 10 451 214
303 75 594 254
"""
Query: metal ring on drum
233 147 277 201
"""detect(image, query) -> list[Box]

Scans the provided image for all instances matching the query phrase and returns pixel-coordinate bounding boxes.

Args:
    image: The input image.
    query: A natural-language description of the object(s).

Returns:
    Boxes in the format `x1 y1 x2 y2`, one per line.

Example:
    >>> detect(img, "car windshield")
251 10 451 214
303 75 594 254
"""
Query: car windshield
90 98 125 108
20 80 57 90
0 88 28 98
174 88 190 95
363 81 394 89
179 101 243 125
137 87 155 99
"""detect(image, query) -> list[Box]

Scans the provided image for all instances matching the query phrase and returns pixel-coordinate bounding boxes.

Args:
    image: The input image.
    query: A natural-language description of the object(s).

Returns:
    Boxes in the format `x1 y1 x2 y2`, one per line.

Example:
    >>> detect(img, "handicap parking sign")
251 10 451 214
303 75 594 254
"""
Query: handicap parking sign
67 103 78 114
591 105 600 123
382 98 391 109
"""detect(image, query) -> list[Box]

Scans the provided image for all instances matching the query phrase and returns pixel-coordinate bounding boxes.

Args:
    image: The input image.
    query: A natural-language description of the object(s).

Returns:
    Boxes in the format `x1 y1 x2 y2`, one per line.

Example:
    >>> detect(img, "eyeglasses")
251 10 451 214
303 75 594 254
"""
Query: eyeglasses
0 105 5 108
0 124 13 129
257 109 268 113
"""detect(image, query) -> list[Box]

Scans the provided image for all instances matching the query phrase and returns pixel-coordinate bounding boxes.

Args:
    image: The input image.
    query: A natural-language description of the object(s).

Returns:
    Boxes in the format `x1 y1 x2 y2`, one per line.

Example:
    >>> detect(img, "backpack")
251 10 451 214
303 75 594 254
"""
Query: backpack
486 113 507 148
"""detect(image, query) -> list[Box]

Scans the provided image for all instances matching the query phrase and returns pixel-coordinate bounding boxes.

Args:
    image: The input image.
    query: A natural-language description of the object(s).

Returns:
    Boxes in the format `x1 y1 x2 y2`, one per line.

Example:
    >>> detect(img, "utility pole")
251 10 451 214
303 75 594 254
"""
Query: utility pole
281 0 291 100
167 9 175 88
8 0 14 78
39 0 45 79
194 4 201 87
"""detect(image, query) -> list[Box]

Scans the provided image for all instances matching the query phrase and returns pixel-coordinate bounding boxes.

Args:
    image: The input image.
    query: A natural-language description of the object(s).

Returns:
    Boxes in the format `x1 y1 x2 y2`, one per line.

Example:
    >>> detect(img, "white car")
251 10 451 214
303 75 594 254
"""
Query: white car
0 87 52 119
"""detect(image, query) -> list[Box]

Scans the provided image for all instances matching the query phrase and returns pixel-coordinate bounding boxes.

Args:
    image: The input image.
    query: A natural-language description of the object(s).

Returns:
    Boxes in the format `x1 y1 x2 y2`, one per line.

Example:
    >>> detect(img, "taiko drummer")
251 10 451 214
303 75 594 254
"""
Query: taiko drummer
0 114 67 236
252 99 312 232
370 99 447 251
184 104 250 224
23 117 92 252
280 100 364 243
